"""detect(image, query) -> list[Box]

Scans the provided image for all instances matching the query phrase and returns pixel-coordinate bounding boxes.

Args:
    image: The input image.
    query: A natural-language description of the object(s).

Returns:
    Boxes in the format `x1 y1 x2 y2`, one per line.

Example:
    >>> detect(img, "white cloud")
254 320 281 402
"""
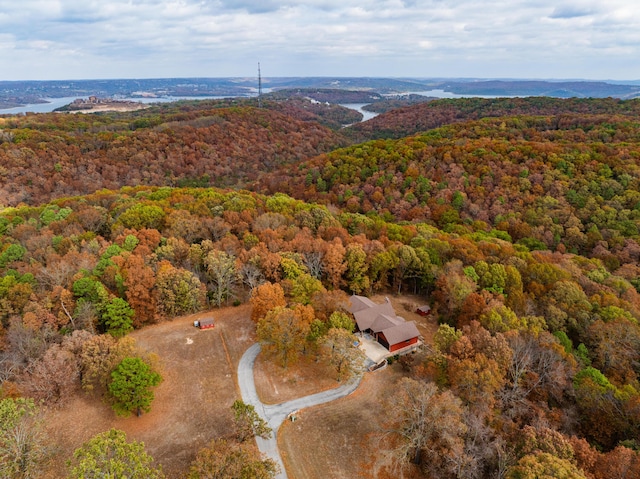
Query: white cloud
0 0 638 80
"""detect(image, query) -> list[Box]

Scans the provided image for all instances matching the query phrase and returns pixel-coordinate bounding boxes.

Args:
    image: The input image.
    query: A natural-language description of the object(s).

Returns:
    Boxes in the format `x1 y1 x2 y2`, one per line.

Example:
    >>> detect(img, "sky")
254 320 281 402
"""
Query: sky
1 0 639 81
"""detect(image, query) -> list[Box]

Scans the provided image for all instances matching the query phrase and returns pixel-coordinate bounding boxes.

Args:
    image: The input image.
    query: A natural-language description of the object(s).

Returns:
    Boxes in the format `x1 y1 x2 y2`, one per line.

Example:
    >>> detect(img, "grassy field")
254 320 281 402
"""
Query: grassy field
42 305 255 478
40 295 436 478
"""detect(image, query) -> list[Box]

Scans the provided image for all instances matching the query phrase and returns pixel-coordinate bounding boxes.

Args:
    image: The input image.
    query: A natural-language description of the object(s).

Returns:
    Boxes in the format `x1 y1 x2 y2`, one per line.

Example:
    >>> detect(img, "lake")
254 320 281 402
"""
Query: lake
0 89 513 116
339 103 379 121
0 95 238 115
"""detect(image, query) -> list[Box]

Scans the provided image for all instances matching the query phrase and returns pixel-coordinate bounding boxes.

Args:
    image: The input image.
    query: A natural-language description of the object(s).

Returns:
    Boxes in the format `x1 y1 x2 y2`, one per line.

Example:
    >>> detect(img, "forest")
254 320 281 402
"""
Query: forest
1 95 640 478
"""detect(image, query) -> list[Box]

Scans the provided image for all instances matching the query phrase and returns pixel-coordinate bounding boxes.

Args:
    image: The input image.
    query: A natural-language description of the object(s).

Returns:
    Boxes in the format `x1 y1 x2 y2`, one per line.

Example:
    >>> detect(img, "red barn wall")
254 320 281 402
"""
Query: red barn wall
389 336 418 353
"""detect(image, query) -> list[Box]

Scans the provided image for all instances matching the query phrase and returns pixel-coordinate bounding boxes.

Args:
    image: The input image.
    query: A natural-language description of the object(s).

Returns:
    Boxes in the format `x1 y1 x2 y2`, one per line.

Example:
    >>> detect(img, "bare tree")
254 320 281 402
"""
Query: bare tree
303 251 324 279
240 262 265 291
385 377 470 477
21 344 80 403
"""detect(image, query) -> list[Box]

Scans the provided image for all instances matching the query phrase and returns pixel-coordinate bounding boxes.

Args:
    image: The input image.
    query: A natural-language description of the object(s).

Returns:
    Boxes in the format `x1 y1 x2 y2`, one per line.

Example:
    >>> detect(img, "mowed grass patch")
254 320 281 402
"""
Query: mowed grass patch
254 351 342 405
278 364 422 479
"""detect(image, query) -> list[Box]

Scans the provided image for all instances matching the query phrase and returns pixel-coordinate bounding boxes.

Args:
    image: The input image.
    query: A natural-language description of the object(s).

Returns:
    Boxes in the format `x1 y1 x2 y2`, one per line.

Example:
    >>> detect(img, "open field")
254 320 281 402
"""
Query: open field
254 351 341 405
42 304 255 478
39 294 436 478
278 364 422 479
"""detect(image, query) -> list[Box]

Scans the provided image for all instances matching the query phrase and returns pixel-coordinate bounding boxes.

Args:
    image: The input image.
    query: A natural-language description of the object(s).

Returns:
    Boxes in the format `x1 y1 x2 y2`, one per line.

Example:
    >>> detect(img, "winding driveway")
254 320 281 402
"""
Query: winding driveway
238 343 361 479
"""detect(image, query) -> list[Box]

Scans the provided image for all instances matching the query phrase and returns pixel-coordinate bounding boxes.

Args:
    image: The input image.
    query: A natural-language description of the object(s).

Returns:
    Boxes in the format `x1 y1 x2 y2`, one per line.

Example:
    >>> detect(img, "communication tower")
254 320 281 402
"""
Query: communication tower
258 62 263 108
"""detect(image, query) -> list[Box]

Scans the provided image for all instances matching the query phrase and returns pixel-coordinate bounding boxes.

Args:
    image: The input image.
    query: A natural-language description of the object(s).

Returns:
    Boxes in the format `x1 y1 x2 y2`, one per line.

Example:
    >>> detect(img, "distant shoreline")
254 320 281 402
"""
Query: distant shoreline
55 97 151 114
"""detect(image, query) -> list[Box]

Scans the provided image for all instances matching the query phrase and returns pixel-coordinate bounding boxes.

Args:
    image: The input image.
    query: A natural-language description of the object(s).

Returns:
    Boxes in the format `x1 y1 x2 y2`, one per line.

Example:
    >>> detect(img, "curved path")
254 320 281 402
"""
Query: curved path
238 343 361 479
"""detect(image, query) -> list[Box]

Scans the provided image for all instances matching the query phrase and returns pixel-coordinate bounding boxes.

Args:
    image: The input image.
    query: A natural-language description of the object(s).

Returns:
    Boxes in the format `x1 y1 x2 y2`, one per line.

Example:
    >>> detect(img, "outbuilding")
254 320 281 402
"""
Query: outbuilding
416 305 431 316
195 318 215 330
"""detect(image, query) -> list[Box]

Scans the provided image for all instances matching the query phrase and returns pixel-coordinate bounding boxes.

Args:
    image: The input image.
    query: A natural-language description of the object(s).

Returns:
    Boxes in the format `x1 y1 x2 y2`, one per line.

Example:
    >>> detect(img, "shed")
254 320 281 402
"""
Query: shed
416 305 431 316
196 318 215 330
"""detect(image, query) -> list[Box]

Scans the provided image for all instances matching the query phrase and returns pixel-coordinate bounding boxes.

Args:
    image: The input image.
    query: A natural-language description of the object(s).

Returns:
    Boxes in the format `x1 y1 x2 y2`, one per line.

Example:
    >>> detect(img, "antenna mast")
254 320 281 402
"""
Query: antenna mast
258 62 263 108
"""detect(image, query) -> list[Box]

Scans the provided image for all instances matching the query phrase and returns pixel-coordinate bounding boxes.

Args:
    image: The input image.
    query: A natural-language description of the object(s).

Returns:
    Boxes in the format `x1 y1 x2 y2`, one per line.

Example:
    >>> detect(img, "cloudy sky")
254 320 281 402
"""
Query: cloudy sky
1 0 639 81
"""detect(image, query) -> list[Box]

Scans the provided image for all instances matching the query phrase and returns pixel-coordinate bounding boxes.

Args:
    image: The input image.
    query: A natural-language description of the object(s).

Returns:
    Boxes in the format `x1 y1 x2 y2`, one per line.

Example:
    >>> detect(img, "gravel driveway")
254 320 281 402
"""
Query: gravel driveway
237 343 361 479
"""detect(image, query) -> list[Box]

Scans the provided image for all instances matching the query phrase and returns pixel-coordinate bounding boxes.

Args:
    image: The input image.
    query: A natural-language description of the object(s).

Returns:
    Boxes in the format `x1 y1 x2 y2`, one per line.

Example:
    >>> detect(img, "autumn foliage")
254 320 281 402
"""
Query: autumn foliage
1 96 640 477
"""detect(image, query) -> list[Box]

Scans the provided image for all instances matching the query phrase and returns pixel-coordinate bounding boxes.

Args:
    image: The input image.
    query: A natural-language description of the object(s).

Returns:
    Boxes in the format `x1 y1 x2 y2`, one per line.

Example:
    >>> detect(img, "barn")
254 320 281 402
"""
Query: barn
416 305 431 316
348 295 420 353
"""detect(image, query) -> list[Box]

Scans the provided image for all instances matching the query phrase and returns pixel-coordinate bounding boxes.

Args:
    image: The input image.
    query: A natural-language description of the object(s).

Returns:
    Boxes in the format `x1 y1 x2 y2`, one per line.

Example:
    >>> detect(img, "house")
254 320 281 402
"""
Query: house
348 295 420 353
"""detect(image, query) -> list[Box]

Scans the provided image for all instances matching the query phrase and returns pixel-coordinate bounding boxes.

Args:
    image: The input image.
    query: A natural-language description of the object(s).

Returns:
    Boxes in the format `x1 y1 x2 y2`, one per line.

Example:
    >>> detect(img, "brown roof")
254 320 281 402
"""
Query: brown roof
380 321 421 346
370 313 404 333
351 297 395 331
348 295 377 313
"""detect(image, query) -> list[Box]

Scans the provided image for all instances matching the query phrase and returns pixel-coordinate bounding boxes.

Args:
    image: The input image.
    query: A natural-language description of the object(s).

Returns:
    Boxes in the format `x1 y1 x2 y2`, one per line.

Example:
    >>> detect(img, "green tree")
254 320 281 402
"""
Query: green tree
117 204 166 230
204 250 238 307
507 452 587 479
474 260 507 294
231 400 272 442
0 398 47 479
344 243 370 294
187 439 277 479
108 357 162 417
290 273 325 305
68 429 164 479
327 311 355 332
155 260 206 318
0 244 26 268
102 297 135 337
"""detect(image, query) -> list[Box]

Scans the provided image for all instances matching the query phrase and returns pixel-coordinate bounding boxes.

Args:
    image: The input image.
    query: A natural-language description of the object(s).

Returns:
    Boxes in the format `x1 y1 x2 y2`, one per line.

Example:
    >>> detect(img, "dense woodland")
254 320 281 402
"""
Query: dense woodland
0 100 349 206
1 96 640 478
347 97 640 141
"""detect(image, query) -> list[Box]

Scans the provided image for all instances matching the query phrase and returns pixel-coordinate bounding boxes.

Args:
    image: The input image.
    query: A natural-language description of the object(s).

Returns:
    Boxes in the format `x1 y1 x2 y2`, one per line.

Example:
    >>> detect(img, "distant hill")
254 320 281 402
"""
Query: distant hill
346 96 640 141
3 77 640 109
441 80 640 98
256 112 640 260
0 103 347 206
266 88 383 104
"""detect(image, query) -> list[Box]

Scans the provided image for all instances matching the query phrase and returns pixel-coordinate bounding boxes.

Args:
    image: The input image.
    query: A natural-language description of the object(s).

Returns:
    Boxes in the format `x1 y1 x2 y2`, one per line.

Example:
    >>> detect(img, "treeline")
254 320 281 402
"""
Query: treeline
263 97 363 129
0 103 348 206
361 94 436 114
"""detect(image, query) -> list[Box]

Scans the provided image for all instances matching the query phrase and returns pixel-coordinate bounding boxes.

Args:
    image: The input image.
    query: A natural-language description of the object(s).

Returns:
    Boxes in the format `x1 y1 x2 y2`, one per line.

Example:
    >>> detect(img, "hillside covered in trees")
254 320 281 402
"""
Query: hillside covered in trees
1 96 640 478
346 96 640 141
0 100 348 206
260 114 640 268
